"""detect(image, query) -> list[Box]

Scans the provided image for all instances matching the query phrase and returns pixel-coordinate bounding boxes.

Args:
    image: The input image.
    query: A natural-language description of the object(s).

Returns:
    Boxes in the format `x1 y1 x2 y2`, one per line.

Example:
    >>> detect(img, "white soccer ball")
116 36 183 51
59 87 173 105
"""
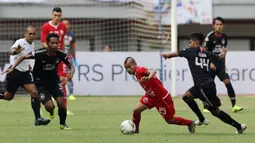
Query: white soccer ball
120 120 136 135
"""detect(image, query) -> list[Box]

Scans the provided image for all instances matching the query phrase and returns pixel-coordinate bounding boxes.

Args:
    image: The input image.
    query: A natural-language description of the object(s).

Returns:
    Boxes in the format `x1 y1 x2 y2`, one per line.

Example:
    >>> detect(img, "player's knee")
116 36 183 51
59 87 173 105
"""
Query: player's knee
29 90 38 98
182 95 193 103
165 118 175 124
5 93 14 101
133 108 142 115
223 79 230 84
209 107 220 116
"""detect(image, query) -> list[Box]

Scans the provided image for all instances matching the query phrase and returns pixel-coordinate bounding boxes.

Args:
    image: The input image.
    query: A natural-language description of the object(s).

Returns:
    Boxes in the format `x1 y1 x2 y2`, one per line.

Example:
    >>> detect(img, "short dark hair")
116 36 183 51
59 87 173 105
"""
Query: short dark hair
124 57 135 64
46 33 59 43
213 16 224 24
188 32 205 45
52 7 62 13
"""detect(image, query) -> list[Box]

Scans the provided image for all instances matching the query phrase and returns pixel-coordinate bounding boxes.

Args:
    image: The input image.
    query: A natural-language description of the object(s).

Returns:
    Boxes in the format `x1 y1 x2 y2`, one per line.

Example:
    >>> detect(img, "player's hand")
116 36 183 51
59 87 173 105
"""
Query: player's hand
160 52 170 60
15 44 24 54
68 71 74 79
140 76 151 82
1 67 14 75
210 63 216 71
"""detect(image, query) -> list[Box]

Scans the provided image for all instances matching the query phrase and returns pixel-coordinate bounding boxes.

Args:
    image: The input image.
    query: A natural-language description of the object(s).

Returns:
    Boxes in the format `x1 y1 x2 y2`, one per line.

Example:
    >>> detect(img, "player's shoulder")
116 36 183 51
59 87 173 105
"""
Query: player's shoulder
221 32 228 37
59 22 66 28
135 66 148 74
14 38 25 44
57 50 67 56
35 48 47 53
206 31 214 37
42 21 50 28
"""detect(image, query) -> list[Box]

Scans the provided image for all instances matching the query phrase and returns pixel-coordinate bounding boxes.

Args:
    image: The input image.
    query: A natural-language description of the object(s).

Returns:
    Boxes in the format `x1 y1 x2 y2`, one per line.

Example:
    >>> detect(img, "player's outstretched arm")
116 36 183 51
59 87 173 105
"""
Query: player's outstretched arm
2 53 34 74
160 51 179 60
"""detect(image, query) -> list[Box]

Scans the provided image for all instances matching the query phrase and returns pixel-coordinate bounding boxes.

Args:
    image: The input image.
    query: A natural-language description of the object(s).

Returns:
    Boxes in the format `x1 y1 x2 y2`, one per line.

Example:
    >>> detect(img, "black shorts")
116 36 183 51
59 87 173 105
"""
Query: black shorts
6 69 34 93
36 80 64 104
189 82 221 109
212 62 229 81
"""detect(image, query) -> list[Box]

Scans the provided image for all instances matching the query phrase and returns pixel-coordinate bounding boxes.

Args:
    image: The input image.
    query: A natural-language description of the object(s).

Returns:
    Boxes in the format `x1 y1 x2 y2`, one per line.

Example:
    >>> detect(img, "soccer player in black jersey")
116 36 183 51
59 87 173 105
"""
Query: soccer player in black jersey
160 33 246 134
203 17 243 113
5 33 75 130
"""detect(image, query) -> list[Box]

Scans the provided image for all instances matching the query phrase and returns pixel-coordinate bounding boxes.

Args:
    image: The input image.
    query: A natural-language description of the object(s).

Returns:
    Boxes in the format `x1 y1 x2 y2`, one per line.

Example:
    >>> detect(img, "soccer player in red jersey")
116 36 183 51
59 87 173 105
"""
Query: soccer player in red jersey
124 57 196 134
41 7 71 116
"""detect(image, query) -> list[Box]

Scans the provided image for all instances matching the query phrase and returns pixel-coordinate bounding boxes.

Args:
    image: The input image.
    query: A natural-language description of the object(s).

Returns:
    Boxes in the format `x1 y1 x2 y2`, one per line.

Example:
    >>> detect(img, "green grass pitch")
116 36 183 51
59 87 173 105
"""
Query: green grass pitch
0 96 254 143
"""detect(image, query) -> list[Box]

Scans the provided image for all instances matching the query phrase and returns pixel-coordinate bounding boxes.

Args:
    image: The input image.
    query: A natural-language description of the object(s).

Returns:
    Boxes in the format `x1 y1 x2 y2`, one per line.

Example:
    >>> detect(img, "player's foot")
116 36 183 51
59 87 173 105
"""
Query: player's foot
203 109 210 113
194 119 209 126
236 124 247 134
67 110 74 115
34 117 51 126
188 121 196 134
68 94 76 100
232 105 243 113
60 124 71 130
49 112 55 120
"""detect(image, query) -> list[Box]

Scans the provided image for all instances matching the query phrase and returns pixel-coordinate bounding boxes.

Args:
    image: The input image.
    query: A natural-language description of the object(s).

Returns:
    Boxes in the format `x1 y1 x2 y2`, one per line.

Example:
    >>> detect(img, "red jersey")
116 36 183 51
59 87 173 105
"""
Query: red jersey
41 21 66 50
135 66 168 98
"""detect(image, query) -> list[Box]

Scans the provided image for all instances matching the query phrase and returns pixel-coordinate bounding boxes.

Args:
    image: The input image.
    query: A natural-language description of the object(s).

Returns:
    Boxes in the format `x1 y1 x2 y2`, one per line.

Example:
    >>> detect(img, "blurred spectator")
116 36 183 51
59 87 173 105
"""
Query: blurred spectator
104 45 112 52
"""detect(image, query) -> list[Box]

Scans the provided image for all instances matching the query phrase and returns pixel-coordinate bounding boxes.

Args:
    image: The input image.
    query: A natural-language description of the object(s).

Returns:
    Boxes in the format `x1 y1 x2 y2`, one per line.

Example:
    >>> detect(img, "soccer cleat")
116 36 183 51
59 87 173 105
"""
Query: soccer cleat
236 124 247 134
60 124 71 130
203 109 210 113
194 119 209 126
67 110 74 115
232 105 243 113
68 94 76 100
49 112 55 120
188 121 196 134
34 118 51 126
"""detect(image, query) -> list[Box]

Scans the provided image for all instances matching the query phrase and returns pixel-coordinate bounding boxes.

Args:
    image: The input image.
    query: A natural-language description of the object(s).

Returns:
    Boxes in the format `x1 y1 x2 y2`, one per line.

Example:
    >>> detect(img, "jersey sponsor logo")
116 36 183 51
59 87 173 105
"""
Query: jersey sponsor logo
60 30 64 35
43 64 56 70
143 97 148 103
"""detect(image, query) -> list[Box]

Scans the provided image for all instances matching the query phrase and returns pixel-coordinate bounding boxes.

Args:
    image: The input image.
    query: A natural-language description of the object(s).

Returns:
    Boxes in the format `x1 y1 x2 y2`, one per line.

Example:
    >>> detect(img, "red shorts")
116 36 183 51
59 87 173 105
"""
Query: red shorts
139 93 175 120
57 62 67 77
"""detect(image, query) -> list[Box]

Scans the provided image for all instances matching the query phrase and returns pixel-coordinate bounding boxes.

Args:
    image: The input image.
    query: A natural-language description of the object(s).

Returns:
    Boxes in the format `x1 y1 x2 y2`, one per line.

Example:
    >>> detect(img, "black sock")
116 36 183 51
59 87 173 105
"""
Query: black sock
225 83 236 107
0 92 4 99
31 97 41 120
183 97 205 122
217 110 242 130
58 107 67 125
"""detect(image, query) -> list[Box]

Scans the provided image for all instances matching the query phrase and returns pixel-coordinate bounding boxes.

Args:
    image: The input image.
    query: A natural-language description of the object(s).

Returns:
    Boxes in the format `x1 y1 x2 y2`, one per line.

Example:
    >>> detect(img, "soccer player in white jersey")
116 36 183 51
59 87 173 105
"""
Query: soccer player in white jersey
0 25 50 126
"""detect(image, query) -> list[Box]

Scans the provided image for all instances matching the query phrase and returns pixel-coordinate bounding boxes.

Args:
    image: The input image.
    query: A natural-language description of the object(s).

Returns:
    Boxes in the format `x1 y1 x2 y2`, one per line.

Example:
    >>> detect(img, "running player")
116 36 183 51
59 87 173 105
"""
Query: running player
124 57 196 134
203 17 243 113
41 7 72 115
160 32 246 134
0 25 50 126
4 33 75 129
63 19 77 101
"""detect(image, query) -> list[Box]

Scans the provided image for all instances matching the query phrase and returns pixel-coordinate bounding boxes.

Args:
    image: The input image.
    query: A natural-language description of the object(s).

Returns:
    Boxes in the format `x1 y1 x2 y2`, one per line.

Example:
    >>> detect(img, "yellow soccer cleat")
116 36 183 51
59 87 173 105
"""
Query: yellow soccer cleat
68 94 76 100
60 124 71 130
203 109 210 113
67 110 74 115
232 105 243 113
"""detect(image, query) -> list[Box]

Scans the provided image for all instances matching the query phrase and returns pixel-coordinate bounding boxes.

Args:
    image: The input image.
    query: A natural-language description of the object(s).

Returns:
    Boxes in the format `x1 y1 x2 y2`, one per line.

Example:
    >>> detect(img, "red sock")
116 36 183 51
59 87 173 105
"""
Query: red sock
132 112 141 132
167 116 193 126
62 84 67 107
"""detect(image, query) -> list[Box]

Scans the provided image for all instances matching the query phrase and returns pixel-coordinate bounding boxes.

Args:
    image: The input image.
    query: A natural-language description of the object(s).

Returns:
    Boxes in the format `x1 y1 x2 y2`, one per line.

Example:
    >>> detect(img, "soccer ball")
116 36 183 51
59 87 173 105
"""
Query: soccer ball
120 120 136 135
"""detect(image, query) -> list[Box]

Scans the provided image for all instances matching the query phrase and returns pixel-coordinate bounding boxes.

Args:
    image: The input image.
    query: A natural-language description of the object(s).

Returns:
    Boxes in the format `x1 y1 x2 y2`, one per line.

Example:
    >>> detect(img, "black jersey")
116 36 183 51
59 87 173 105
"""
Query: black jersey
28 48 70 83
204 31 228 64
178 47 219 87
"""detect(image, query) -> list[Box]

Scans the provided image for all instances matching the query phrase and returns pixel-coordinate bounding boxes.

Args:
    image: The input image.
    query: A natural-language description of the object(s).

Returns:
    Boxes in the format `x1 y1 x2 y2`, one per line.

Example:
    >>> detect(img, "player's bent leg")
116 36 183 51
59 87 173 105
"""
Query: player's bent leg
182 89 207 125
208 107 246 133
133 101 149 133
55 96 70 129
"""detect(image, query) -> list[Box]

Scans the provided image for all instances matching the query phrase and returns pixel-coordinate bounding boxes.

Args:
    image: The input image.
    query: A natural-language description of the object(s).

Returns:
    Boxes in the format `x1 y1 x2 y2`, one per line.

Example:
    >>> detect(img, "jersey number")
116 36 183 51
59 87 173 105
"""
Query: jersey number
195 57 209 71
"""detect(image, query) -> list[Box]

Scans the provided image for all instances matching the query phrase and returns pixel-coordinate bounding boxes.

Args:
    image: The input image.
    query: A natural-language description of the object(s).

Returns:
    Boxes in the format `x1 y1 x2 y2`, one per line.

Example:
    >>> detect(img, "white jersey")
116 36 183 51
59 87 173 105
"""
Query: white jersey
10 38 35 72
